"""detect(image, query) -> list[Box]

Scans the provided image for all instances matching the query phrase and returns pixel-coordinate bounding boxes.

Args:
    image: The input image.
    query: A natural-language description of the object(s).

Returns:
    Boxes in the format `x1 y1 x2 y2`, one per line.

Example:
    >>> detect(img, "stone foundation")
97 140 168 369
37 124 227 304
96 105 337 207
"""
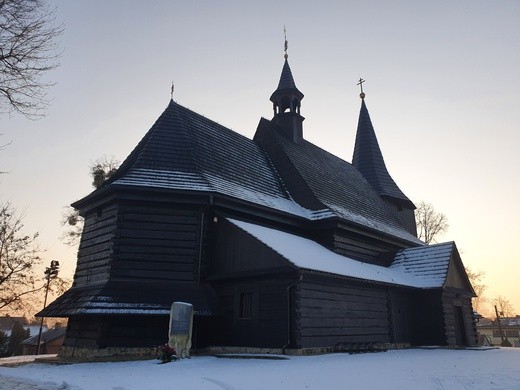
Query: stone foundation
58 345 157 362
58 342 411 362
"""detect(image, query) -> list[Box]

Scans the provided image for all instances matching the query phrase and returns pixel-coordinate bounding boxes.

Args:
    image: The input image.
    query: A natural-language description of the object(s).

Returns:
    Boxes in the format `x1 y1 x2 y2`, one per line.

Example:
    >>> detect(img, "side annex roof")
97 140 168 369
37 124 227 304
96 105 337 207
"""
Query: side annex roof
228 218 461 290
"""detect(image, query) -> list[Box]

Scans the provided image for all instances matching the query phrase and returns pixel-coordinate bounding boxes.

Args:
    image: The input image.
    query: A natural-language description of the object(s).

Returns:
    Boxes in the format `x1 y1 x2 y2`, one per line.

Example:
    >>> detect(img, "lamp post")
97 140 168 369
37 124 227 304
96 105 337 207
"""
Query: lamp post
36 260 59 355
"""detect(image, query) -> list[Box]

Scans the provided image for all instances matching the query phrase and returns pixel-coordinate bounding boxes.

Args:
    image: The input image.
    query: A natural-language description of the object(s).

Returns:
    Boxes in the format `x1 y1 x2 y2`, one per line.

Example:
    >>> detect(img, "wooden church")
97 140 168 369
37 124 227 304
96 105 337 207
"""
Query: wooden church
41 47 477 356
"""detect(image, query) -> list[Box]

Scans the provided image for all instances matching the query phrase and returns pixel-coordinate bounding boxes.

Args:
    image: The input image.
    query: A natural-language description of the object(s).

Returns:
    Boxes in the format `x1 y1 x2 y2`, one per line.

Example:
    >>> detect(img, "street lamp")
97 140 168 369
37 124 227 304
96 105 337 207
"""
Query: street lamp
36 260 59 355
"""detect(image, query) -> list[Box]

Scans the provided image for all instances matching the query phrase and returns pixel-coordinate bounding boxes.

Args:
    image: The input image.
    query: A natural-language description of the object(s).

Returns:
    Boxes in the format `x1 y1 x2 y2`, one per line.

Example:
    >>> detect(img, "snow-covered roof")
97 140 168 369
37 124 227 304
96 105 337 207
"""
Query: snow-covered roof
75 100 420 244
38 281 218 318
21 327 66 346
389 242 455 287
228 219 449 289
254 119 421 244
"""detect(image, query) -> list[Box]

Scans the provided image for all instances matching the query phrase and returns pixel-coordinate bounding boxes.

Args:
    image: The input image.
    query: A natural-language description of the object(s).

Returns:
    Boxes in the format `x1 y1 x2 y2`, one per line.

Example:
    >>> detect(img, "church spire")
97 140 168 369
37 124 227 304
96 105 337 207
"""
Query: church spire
269 28 305 143
352 83 417 235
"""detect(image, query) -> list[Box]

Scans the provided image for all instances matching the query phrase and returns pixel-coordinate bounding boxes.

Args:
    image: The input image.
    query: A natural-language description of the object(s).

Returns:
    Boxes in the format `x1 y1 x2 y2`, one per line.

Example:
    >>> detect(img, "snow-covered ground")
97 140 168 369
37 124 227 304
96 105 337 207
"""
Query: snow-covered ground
1 348 519 390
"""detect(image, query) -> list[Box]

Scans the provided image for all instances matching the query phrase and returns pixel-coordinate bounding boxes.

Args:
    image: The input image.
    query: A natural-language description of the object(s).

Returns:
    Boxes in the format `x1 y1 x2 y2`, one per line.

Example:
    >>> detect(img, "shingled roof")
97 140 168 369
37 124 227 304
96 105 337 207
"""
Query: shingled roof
352 99 414 208
254 119 421 244
390 242 475 294
38 281 218 317
229 218 447 289
85 100 314 218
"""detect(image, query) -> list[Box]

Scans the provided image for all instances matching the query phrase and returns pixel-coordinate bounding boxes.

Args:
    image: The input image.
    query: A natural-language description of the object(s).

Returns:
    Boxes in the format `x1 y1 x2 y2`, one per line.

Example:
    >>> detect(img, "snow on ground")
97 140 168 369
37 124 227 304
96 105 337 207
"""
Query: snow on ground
0 348 519 390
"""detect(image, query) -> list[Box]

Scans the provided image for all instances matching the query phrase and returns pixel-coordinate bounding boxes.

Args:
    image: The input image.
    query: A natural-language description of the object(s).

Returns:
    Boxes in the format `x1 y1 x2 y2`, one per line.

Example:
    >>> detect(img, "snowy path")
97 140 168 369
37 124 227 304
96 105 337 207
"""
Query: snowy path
0 348 519 390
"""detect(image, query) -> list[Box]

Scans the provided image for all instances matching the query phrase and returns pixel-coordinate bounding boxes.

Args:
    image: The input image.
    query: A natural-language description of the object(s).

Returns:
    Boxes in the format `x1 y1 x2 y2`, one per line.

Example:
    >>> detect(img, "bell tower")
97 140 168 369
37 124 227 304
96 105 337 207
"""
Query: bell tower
270 29 305 142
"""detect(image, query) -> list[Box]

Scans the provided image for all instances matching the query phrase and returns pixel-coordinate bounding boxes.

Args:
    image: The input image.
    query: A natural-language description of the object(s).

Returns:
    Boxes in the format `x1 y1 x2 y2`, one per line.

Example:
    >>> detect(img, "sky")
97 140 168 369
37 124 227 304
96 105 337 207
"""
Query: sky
1 1 519 317
1 349 520 389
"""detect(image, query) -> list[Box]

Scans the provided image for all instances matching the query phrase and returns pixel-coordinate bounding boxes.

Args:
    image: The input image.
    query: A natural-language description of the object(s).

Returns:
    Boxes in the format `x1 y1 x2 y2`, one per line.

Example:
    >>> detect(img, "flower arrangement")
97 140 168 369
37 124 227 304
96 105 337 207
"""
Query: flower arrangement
157 343 177 363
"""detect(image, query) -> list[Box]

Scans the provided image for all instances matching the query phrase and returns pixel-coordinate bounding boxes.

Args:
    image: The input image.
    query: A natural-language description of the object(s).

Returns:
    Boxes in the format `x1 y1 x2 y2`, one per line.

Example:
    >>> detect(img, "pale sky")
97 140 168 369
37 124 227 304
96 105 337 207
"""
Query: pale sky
2 1 519 317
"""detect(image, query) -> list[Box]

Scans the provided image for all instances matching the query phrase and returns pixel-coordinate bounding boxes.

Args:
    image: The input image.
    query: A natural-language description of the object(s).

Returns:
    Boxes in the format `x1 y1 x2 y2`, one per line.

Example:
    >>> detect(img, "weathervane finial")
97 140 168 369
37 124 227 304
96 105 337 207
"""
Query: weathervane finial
283 25 288 59
357 78 366 99
171 82 174 100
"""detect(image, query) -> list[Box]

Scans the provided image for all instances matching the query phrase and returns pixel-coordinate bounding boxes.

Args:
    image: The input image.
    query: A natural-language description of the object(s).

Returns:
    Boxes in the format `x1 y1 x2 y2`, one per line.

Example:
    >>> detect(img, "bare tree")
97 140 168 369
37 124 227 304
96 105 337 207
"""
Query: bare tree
0 0 63 118
493 295 515 318
415 201 449 244
0 201 69 315
0 201 42 311
61 156 120 246
465 268 487 313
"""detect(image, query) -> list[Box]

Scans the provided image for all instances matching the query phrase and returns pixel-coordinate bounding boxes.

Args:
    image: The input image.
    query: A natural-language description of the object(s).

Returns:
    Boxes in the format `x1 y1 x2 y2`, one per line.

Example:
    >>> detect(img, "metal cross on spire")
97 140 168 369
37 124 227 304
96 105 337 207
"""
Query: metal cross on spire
283 25 288 59
357 78 366 99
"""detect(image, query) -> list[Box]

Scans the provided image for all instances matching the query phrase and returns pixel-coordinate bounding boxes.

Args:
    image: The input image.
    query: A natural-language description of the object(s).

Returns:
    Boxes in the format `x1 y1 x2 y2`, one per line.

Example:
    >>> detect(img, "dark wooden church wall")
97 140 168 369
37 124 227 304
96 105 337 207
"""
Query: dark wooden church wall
207 277 291 348
206 219 296 347
395 208 417 237
111 202 201 282
211 218 294 275
442 290 477 346
100 315 169 348
382 199 417 237
409 290 446 345
63 315 169 349
316 225 404 266
63 316 104 349
296 274 391 348
388 289 412 344
74 203 119 287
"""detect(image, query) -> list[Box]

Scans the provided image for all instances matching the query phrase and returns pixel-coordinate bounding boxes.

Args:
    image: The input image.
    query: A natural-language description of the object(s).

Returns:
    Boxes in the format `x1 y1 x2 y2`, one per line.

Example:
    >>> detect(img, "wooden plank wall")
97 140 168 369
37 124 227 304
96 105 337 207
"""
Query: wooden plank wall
208 278 290 348
442 291 478 346
211 219 293 275
409 290 446 345
388 290 412 344
63 316 103 349
74 204 118 287
112 203 201 282
296 275 391 348
63 316 169 349
101 316 169 348
314 227 403 266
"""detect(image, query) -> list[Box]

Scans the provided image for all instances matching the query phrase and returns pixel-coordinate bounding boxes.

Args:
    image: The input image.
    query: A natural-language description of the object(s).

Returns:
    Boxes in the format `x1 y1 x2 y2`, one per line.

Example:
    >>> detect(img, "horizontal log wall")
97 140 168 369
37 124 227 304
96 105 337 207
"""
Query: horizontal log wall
63 315 169 349
212 219 292 275
314 227 404 266
409 290 446 345
296 276 391 348
63 316 103 349
74 204 118 287
442 291 477 346
112 203 201 282
208 278 290 348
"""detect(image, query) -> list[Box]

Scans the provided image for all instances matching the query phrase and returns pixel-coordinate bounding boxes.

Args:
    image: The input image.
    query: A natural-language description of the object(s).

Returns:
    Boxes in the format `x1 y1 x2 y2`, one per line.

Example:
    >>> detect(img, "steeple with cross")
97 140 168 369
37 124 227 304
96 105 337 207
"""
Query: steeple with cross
357 78 366 99
284 26 288 59
352 78 417 235
269 26 305 143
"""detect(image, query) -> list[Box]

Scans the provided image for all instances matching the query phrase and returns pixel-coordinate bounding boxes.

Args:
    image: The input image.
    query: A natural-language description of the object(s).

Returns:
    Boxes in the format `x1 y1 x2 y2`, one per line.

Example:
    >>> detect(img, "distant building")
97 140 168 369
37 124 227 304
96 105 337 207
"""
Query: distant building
21 327 66 355
40 46 477 358
477 317 520 347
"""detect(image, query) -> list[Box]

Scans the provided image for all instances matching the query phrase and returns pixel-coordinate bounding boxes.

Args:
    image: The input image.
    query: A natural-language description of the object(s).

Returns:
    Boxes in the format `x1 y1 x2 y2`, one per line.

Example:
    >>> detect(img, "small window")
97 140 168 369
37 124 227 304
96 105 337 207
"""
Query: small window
493 330 503 337
506 330 519 338
239 292 253 319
